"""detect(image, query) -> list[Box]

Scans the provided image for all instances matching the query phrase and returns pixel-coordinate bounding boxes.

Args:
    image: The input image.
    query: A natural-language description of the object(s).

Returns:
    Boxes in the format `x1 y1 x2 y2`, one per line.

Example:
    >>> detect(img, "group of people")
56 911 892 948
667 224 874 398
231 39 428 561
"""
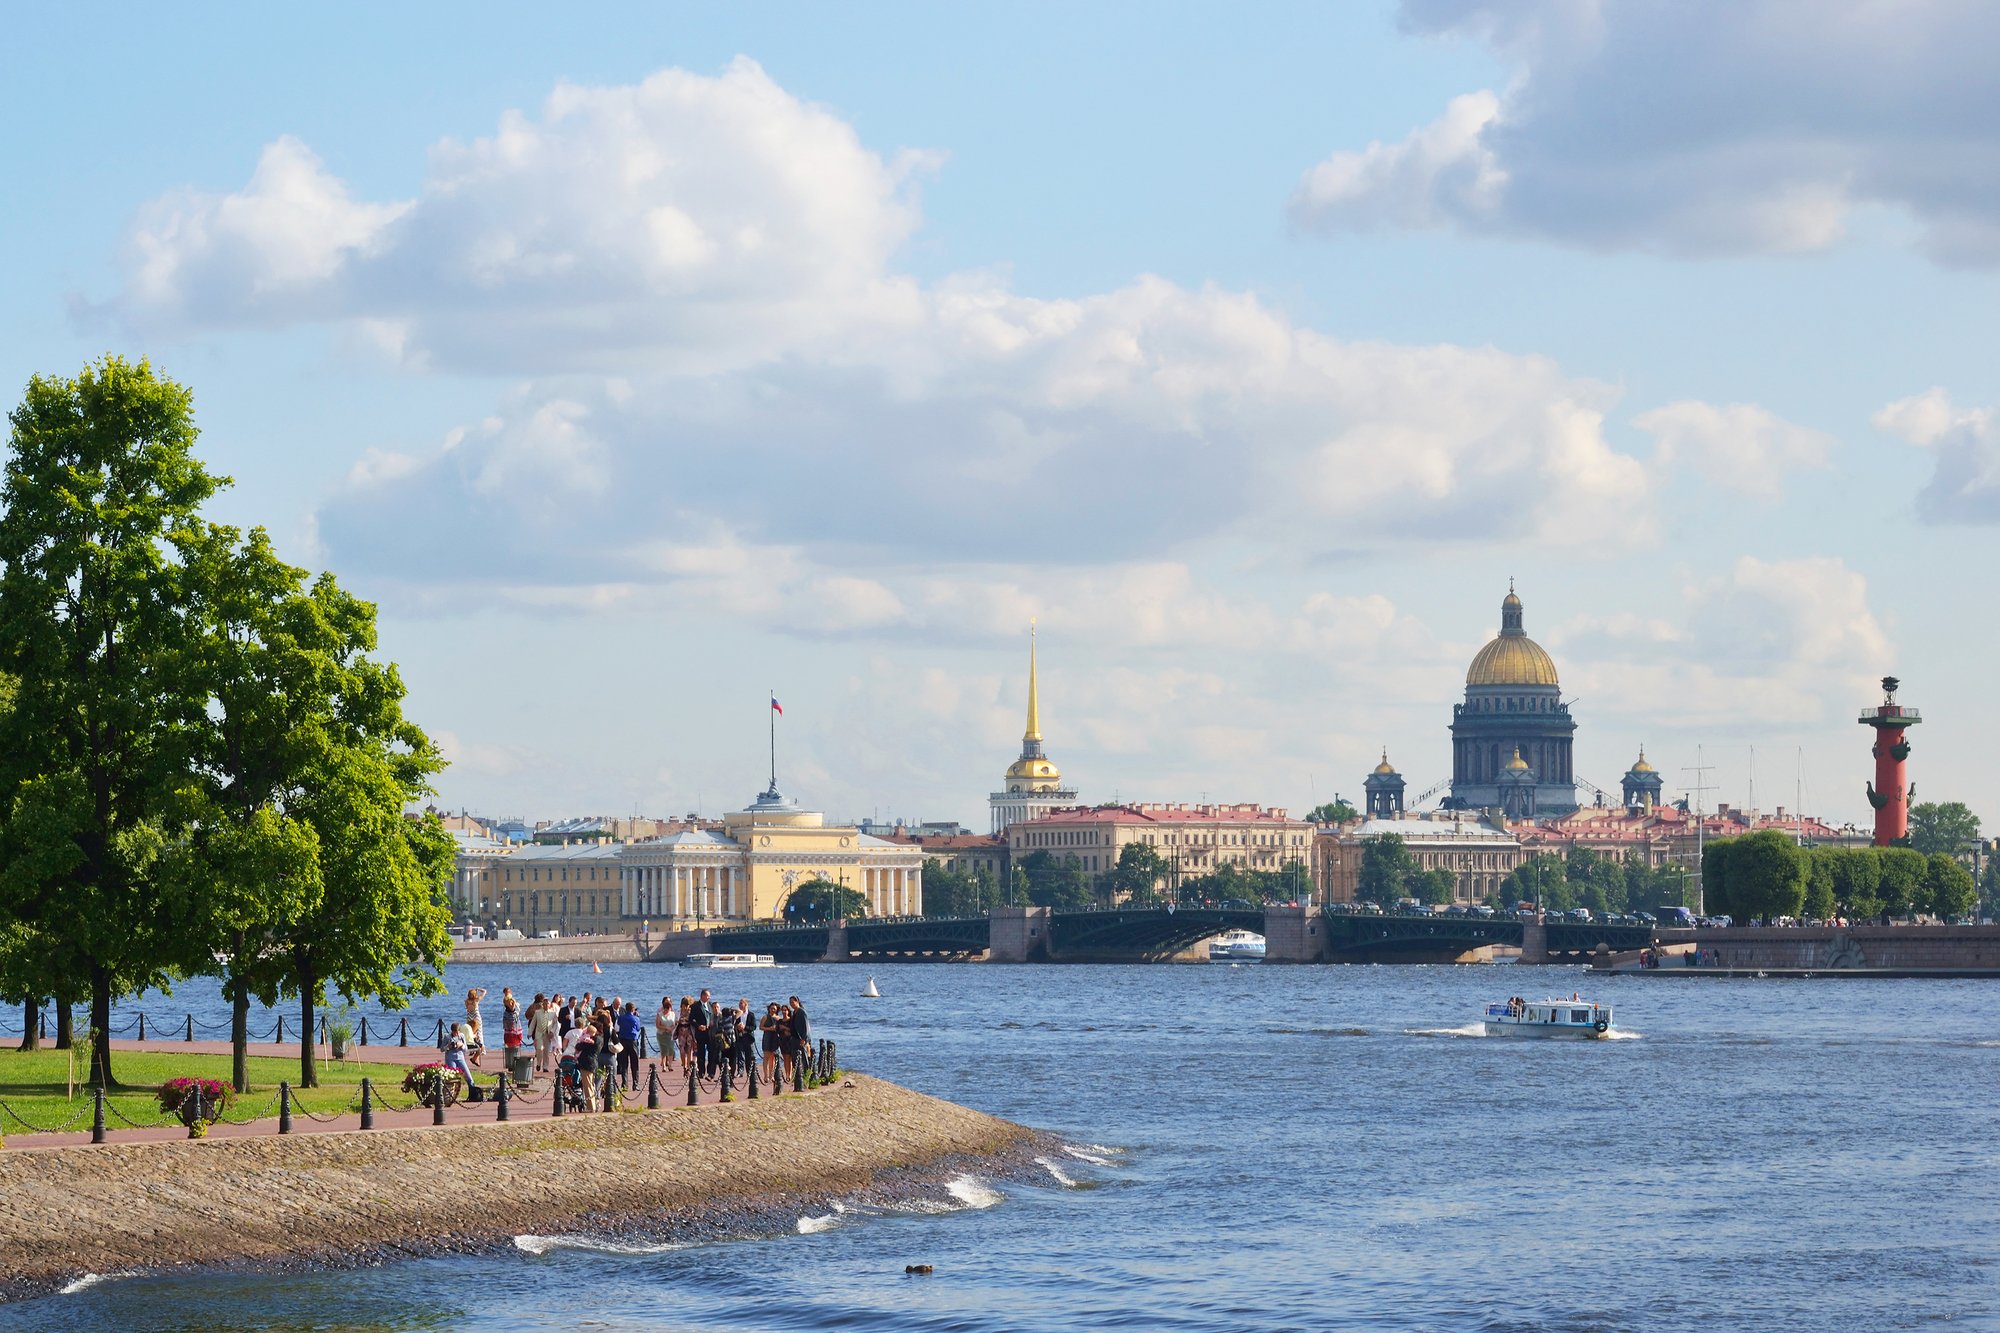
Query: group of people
660 989 811 1091
442 985 811 1112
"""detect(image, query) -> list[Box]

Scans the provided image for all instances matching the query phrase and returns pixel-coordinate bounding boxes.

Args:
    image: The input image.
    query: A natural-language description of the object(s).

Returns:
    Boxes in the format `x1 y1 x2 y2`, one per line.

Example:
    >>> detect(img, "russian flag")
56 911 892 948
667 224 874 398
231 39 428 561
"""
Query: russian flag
771 697 783 715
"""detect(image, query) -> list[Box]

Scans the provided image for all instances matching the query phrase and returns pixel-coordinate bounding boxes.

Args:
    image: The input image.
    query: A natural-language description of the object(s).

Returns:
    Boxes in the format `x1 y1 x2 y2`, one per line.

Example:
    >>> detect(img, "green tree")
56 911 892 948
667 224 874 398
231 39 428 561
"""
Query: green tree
1876 847 1927 921
782 879 868 924
1107 842 1167 906
1907 802 1982 857
1356 833 1416 905
1020 851 1091 911
1412 866 1456 906
1716 832 1807 923
1308 800 1358 824
0 357 223 1088
1802 848 1837 920
919 858 979 916
1826 847 1883 920
1502 852 1569 910
1924 853 1977 920
1979 858 2000 922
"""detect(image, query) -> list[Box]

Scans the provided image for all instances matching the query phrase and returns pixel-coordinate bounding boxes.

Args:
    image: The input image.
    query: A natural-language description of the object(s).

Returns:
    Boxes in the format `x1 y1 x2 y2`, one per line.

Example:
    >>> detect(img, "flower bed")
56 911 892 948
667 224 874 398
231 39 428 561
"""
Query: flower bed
401 1063 465 1109
157 1077 236 1137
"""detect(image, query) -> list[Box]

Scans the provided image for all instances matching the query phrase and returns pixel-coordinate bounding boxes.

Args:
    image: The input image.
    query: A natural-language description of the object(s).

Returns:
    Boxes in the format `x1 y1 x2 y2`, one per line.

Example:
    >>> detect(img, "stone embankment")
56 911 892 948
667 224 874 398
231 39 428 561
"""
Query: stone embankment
0 1075 1034 1299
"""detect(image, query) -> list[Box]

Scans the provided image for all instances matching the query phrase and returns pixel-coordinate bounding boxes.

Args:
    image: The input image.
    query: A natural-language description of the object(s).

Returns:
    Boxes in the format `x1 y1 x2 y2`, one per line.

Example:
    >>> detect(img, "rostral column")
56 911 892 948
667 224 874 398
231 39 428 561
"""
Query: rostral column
1858 675 1922 846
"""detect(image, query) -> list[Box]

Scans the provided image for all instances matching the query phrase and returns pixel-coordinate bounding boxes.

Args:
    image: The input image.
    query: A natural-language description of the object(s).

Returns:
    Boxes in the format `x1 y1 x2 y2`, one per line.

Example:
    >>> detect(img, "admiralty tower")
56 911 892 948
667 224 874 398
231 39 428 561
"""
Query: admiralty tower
989 624 1078 833
1444 585 1579 818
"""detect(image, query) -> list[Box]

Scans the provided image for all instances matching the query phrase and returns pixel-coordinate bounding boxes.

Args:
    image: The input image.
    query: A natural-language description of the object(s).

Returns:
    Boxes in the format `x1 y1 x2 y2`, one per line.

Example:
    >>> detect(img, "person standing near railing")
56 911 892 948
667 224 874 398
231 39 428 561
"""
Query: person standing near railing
616 1001 643 1092
463 987 488 1067
531 993 558 1073
654 995 677 1071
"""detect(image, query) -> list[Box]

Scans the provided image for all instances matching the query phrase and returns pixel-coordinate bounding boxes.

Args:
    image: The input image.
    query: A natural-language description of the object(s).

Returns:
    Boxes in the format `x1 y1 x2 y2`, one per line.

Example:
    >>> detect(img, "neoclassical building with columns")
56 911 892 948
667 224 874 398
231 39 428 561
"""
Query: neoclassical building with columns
487 783 925 936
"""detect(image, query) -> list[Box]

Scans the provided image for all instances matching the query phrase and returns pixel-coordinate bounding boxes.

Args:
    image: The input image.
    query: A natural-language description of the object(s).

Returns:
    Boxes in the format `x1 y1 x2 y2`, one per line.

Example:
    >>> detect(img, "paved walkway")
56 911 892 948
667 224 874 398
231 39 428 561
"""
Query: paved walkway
7 1043 820 1150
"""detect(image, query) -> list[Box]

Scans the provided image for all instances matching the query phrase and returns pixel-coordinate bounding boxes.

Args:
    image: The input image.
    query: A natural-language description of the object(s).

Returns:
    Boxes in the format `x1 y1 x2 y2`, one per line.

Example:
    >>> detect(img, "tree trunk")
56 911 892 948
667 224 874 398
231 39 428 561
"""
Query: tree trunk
230 966 250 1093
297 954 319 1089
54 1001 74 1050
16 998 39 1053
89 963 113 1088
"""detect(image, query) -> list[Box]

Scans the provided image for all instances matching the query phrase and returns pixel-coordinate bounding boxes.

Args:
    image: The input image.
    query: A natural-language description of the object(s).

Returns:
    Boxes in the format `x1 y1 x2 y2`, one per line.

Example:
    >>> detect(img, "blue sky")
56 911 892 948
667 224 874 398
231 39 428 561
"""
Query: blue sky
4 2 1995 830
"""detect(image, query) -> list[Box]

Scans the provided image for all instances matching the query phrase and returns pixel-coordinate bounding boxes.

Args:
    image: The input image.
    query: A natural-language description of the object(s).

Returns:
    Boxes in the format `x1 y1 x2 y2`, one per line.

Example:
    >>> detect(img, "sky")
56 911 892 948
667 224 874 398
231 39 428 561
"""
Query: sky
3 1 1996 832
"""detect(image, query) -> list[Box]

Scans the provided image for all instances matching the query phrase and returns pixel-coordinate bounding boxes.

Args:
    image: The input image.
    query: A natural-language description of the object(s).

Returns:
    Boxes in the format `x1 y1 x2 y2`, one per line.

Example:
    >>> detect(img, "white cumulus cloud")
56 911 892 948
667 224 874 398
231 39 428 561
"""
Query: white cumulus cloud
1874 388 2000 522
1635 400 1833 498
1293 0 2000 263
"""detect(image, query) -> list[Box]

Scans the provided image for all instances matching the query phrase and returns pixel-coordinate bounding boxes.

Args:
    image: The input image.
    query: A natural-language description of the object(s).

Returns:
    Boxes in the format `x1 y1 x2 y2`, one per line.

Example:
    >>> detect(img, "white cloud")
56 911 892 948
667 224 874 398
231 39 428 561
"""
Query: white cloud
1635 400 1833 498
1293 0 2000 263
1559 556 1891 731
1874 388 2000 522
108 58 935 372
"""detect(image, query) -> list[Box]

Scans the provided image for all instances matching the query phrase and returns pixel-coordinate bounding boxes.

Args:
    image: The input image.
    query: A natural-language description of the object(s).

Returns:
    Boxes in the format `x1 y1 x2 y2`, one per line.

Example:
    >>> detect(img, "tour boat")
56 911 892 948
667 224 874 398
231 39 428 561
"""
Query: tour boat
679 953 781 969
1482 996 1614 1039
1207 930 1267 962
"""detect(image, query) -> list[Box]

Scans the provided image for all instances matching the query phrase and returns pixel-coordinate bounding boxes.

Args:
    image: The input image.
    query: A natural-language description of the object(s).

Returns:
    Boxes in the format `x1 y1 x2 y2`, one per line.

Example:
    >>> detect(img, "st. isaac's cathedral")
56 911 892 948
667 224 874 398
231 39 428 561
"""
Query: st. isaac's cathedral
1441 586 1579 818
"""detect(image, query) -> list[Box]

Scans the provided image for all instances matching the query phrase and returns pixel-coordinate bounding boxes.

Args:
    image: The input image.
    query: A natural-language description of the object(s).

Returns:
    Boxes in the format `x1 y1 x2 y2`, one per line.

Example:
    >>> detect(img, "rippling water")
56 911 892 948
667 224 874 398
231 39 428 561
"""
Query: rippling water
10 962 2000 1331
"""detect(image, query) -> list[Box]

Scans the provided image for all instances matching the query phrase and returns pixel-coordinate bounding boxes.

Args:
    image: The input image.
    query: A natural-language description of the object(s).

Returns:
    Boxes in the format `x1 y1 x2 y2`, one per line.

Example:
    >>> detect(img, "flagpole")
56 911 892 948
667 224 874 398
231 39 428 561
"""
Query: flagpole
769 688 776 792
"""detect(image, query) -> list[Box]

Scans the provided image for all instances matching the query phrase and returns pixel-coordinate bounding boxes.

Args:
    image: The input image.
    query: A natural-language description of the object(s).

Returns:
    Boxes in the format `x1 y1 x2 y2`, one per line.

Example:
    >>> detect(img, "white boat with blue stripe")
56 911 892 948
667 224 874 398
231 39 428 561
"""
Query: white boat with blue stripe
1483 995 1613 1039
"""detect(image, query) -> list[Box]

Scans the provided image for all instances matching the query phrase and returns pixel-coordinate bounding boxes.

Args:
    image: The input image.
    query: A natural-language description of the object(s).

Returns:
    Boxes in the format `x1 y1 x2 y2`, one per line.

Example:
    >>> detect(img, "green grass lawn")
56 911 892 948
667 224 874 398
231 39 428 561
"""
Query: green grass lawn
0 1047 398 1135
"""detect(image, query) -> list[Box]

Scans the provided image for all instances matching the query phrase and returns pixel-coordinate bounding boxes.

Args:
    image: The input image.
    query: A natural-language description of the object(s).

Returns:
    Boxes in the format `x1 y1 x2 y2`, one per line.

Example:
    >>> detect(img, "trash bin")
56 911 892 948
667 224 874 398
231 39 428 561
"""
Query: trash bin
509 1049 533 1086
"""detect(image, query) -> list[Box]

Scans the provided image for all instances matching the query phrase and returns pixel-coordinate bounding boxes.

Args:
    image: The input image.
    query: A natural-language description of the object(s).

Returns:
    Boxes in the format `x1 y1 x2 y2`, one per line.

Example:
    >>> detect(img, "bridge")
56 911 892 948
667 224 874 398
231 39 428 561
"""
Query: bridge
698 906 1654 965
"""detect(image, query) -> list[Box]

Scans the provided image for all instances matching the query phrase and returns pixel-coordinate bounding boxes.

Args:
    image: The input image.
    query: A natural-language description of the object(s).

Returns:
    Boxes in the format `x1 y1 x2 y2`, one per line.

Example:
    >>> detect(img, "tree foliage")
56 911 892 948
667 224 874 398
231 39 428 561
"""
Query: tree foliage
781 879 868 925
1356 834 1415 905
1308 800 1358 825
1907 802 1981 857
0 358 454 1090
920 859 1003 917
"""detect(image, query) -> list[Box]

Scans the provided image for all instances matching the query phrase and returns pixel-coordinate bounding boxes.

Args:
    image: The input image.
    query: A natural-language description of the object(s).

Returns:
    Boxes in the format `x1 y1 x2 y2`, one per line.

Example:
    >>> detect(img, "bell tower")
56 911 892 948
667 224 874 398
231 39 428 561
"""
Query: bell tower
989 623 1078 832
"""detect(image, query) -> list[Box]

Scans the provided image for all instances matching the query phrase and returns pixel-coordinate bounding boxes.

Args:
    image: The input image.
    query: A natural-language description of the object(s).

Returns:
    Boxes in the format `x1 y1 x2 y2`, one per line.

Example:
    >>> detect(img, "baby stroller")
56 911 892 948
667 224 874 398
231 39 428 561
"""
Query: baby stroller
555 1055 590 1113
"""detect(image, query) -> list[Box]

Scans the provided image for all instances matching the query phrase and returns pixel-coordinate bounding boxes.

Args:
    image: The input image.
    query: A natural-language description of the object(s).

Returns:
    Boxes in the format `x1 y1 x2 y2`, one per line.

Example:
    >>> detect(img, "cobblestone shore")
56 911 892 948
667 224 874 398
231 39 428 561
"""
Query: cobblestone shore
0 1074 1037 1300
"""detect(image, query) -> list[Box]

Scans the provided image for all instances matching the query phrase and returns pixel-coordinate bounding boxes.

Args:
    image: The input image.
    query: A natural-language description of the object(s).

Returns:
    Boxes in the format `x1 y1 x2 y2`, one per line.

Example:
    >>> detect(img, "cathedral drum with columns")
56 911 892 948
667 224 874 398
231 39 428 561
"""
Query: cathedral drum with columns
1445 587 1579 818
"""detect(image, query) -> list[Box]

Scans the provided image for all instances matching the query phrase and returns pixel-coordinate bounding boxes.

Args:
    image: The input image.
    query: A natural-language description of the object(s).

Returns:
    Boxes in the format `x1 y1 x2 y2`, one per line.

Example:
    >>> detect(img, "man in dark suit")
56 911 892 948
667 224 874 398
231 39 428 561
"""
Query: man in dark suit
688 987 716 1080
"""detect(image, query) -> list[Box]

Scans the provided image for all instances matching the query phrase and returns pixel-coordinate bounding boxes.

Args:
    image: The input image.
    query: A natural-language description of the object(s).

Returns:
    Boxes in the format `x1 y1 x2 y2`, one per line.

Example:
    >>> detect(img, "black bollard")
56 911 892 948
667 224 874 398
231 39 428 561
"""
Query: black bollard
278 1082 293 1135
138 1012 146 1042
794 1057 804 1093
646 1063 660 1110
360 1016 369 1046
495 1072 509 1122
360 1077 375 1130
275 1014 284 1044
185 1014 194 1042
39 1011 47 1040
432 1074 447 1125
91 1085 106 1144
602 1073 615 1114
748 1062 759 1100
320 1014 328 1045
720 1061 732 1103
435 1017 444 1045
552 1072 565 1117
399 1016 409 1047
687 1063 698 1107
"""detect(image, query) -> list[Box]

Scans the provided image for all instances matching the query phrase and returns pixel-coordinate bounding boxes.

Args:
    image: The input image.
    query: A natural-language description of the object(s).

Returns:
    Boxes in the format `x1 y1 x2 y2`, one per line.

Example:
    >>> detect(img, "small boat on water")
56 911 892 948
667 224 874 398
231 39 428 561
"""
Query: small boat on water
1482 995 1614 1039
1208 930 1267 962
860 977 881 998
679 953 780 969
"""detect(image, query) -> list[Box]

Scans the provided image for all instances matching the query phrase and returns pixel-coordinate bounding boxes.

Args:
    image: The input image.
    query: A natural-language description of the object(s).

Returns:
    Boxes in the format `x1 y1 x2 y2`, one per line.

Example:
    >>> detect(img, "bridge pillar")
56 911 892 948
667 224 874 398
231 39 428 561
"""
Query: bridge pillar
821 921 850 964
1519 917 1550 964
987 905 1049 963
1261 904 1325 963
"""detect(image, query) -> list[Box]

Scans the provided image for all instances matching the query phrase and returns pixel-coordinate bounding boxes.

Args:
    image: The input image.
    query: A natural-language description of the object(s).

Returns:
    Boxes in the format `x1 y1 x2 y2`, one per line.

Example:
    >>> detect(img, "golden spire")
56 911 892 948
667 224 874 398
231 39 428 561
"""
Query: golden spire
1024 620 1041 742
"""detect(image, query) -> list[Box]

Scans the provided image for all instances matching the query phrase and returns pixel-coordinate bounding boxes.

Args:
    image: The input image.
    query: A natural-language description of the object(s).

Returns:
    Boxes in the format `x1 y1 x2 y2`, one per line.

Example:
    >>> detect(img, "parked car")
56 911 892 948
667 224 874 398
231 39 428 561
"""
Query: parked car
1469 905 1496 918
1633 911 1657 925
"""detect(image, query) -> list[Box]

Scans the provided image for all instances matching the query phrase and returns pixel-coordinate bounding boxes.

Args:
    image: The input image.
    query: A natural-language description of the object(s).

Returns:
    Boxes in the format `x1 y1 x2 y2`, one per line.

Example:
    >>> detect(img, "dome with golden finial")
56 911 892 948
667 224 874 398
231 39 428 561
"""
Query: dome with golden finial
1631 746 1655 774
1466 583 1561 688
1504 745 1531 772
1374 748 1397 775
1003 621 1062 786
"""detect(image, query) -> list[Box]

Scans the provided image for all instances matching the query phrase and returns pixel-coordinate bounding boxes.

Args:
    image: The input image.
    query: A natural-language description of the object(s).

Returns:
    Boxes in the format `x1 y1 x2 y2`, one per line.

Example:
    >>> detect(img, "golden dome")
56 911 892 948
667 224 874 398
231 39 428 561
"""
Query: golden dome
1631 747 1655 774
1466 586 1560 687
1466 635 1561 687
1373 749 1397 775
1504 745 1531 772
1005 756 1061 783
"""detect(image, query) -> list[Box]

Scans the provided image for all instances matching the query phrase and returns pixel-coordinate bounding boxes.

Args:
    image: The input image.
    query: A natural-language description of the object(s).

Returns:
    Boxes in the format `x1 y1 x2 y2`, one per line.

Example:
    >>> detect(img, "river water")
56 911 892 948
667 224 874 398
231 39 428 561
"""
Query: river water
9 961 2000 1331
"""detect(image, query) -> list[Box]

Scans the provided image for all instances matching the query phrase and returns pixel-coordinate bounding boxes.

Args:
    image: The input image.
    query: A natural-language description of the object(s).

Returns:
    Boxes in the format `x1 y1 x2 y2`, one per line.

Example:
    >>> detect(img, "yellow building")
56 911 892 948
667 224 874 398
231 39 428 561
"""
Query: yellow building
1009 802 1315 898
990 624 1078 831
622 784 927 923
487 784 927 934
